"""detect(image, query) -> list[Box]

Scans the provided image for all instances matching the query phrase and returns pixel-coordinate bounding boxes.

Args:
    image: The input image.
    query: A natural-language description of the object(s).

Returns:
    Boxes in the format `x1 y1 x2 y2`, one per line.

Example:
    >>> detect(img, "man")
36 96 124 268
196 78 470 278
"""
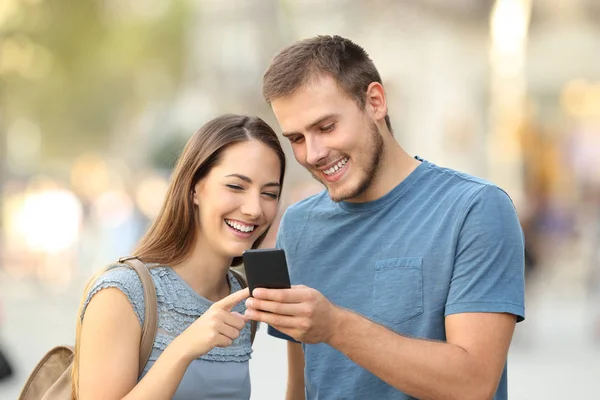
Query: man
244 35 525 400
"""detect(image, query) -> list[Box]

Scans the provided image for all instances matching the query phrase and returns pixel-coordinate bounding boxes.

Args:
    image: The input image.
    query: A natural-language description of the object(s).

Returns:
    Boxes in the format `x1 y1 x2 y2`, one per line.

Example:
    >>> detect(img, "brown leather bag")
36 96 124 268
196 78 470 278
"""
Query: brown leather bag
18 257 257 400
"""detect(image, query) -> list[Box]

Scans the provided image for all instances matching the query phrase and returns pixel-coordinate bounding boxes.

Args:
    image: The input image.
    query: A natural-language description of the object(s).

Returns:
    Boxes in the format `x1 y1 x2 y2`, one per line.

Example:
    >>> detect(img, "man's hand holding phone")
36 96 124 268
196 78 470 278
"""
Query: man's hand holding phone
244 285 342 344
242 248 342 344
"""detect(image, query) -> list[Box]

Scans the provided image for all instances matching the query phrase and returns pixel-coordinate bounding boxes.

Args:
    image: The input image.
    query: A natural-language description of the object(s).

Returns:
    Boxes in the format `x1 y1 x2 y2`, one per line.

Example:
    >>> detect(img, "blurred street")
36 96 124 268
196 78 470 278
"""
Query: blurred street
2 0 600 399
1 261 599 400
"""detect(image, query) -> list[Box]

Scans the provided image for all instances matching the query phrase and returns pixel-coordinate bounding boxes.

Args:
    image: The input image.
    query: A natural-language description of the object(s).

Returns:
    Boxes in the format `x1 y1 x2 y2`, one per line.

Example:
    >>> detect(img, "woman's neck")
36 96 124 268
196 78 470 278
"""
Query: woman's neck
170 238 233 302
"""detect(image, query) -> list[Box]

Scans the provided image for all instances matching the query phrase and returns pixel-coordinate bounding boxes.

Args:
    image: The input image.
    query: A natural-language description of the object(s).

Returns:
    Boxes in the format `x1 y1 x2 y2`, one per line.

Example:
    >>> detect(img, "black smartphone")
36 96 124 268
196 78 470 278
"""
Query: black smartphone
243 248 291 296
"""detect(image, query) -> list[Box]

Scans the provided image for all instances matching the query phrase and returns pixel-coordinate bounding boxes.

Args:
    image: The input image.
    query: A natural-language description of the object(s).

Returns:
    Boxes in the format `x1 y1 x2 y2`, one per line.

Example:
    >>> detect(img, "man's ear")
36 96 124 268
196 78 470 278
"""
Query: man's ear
365 82 387 122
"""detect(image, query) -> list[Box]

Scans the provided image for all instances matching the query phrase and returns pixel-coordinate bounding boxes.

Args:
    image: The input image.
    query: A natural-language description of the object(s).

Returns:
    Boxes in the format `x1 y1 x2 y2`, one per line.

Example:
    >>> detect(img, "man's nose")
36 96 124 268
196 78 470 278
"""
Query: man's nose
305 135 328 166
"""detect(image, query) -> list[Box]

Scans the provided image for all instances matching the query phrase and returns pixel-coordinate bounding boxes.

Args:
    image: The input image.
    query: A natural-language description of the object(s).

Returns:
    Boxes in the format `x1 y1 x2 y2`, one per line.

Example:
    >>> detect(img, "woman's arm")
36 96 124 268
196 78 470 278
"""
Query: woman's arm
78 288 192 400
78 287 250 400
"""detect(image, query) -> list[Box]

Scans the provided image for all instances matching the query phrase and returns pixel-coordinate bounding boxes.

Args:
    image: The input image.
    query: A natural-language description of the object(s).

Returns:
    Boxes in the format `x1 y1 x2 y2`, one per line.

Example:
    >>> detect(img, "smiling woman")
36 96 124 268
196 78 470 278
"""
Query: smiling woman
71 114 286 400
191 139 283 265
135 115 285 268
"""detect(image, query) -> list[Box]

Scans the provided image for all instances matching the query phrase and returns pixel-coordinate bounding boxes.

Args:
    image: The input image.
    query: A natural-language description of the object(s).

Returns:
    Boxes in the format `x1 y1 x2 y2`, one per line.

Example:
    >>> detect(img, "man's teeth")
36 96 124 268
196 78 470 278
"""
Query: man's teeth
324 157 348 175
225 220 255 233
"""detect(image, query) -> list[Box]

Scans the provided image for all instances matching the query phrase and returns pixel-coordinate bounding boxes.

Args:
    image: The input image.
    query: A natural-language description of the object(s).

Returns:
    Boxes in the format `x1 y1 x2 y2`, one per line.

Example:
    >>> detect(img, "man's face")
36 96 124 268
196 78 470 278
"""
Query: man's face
271 75 383 203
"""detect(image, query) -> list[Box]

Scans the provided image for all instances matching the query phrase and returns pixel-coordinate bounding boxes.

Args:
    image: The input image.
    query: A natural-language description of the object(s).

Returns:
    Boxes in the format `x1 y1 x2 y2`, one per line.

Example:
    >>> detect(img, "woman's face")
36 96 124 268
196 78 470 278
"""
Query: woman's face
193 139 282 260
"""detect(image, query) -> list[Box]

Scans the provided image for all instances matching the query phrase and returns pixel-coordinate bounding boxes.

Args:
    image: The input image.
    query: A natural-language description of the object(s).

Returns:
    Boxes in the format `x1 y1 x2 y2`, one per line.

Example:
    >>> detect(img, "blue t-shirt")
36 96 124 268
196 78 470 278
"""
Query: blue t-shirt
269 158 525 400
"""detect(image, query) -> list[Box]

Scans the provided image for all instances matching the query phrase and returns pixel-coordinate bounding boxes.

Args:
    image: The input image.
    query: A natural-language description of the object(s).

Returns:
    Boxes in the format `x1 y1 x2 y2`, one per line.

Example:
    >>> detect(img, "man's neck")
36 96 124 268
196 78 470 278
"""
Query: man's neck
349 141 419 203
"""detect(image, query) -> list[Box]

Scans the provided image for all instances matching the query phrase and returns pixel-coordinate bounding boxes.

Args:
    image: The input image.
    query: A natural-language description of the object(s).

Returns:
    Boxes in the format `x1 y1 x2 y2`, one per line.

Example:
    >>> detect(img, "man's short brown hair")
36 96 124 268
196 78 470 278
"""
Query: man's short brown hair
262 35 392 132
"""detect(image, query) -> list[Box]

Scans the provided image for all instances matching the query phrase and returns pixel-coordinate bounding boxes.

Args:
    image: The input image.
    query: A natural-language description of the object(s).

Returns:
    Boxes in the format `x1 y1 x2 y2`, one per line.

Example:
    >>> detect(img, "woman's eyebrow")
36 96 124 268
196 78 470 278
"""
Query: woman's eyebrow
225 174 281 188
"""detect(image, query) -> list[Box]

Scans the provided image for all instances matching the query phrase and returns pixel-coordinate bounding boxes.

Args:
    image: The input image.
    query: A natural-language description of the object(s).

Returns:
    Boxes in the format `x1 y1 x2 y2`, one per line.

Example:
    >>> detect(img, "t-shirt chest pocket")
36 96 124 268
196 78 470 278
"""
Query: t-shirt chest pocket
371 257 424 325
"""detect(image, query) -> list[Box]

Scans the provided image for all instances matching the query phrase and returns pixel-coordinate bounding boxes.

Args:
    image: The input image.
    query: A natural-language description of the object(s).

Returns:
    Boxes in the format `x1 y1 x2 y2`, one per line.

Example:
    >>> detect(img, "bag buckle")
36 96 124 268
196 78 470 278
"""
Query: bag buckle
118 255 138 263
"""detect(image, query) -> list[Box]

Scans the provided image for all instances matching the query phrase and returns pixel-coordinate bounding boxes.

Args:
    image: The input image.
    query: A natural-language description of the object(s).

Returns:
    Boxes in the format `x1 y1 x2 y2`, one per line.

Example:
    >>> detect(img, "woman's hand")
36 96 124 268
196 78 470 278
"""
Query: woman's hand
175 288 250 361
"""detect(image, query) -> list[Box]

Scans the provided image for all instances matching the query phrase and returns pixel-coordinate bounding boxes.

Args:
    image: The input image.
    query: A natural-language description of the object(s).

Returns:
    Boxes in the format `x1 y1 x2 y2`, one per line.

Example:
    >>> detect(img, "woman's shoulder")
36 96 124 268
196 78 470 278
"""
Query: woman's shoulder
81 263 169 326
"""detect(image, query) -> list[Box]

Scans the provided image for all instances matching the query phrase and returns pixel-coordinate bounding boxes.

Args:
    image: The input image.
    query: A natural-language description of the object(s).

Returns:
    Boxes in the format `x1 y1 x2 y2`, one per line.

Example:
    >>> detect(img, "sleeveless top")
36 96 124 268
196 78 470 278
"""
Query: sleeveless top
81 264 253 399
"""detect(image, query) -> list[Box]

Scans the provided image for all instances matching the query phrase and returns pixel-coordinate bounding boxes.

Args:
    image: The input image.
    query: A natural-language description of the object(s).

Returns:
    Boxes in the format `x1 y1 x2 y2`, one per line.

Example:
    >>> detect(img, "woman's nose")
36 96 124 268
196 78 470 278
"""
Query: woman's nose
240 194 262 219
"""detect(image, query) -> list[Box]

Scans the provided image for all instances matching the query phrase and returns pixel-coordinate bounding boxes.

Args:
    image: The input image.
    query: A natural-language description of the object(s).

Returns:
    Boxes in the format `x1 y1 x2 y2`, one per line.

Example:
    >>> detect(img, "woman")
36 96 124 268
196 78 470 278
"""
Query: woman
74 114 286 399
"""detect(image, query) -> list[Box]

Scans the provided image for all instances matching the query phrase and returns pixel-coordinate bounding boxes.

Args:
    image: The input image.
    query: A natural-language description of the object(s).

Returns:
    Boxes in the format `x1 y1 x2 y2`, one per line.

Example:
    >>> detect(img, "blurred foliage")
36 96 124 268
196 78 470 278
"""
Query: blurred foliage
150 131 187 171
0 0 190 160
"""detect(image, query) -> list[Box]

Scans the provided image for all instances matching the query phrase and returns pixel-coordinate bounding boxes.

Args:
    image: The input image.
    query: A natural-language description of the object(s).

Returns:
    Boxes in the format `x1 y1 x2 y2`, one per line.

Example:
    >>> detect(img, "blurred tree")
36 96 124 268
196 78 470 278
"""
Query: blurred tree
0 0 190 162
150 131 187 171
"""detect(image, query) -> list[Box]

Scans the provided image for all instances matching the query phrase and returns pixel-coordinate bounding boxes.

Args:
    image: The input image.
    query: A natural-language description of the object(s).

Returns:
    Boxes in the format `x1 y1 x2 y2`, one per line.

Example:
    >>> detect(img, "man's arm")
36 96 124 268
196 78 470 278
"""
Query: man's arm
246 288 514 400
329 308 514 400
286 342 306 400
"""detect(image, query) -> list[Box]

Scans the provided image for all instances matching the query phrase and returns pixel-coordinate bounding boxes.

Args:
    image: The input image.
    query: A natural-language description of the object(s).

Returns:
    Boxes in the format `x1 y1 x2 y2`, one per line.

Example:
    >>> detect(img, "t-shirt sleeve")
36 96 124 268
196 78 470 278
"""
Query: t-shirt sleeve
80 266 145 326
267 212 301 343
445 185 526 322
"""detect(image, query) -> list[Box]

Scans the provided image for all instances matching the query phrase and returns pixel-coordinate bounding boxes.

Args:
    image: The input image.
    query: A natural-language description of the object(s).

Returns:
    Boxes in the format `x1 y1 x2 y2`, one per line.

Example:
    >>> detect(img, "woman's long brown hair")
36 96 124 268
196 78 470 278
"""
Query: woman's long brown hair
72 114 286 398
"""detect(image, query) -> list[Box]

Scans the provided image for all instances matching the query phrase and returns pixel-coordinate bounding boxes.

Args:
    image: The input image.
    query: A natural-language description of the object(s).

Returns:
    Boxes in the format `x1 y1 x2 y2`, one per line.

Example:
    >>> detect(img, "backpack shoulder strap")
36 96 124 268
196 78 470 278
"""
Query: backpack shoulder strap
230 269 258 345
118 256 158 374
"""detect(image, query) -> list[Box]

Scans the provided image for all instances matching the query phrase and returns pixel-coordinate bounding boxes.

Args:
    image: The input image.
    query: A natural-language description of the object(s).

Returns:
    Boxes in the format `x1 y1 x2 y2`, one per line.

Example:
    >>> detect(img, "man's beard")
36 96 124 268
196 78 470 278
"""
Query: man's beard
311 122 384 202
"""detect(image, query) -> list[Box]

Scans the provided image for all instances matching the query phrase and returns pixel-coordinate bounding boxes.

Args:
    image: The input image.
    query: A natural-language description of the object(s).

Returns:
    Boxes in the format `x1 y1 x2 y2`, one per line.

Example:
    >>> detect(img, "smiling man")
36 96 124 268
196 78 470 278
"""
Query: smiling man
244 35 525 400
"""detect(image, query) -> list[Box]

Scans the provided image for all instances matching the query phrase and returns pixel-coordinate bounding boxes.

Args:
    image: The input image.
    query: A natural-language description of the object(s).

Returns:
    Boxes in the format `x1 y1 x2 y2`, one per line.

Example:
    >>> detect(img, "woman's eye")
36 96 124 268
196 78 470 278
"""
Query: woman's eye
227 184 244 190
263 192 279 199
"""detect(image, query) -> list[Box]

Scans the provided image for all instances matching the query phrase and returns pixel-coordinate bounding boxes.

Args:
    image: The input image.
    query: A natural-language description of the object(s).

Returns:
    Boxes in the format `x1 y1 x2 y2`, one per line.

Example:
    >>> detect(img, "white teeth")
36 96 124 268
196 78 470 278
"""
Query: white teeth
226 219 255 233
324 157 348 175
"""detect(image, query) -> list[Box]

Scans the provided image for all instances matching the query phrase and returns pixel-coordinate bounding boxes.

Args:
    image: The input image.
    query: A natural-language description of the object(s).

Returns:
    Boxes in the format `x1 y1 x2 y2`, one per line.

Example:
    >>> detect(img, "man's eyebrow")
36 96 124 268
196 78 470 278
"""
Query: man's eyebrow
225 174 281 188
282 113 339 137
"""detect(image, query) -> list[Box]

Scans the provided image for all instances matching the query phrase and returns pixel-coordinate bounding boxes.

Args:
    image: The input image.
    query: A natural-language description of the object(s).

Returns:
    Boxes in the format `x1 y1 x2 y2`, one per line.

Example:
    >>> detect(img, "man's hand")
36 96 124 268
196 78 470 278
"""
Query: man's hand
244 285 340 344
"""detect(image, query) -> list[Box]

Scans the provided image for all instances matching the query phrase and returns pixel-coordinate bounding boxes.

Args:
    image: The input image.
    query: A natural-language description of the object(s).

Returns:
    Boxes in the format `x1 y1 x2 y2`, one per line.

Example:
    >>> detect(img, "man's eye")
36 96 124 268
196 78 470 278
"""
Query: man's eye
289 136 304 144
321 123 335 132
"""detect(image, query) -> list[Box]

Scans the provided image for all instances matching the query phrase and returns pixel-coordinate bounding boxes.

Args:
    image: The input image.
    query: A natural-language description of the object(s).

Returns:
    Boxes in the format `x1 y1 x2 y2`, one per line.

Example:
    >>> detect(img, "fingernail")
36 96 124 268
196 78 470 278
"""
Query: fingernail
246 299 254 308
245 310 254 318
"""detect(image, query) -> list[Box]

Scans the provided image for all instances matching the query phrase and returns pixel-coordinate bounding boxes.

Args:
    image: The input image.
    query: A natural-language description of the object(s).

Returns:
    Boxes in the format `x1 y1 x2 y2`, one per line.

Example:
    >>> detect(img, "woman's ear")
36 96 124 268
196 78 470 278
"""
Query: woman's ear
191 182 202 206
